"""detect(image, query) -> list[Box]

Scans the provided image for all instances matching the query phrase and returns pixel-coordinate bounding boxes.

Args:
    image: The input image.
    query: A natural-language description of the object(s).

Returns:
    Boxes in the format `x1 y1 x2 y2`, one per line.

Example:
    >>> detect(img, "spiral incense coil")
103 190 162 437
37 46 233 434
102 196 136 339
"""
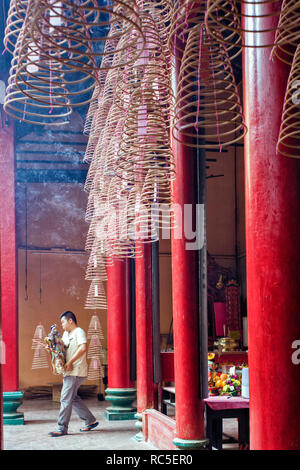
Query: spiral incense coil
32 0 146 72
139 169 174 229
105 179 140 259
277 44 300 159
271 0 300 65
32 323 46 349
103 117 126 179
172 24 246 149
85 279 107 310
87 335 105 360
168 0 207 59
85 192 107 223
85 250 108 281
83 82 101 135
32 345 49 369
205 0 282 51
116 86 175 182
87 357 104 381
3 0 28 55
136 0 173 64
114 15 172 119
87 314 104 339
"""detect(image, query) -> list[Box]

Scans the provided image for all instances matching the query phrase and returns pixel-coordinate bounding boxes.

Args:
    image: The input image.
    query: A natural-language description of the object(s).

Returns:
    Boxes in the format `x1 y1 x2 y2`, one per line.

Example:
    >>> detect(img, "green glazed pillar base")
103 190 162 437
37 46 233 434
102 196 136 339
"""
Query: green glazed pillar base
105 388 137 421
134 412 144 442
172 437 209 450
3 391 24 425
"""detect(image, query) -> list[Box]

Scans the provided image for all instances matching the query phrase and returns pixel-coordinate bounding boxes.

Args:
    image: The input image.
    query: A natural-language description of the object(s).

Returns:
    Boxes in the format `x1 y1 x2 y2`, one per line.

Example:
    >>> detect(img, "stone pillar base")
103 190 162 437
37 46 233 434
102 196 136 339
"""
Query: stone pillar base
172 437 209 450
3 391 24 425
134 412 143 441
105 388 136 421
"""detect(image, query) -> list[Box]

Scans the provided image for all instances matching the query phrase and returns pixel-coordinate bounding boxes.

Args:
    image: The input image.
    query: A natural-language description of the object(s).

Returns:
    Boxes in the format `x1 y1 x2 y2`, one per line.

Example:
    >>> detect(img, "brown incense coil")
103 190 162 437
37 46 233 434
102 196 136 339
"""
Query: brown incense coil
85 279 107 310
3 0 28 55
32 345 49 369
277 44 300 159
83 136 99 164
85 192 107 223
103 116 126 179
87 315 104 339
205 0 282 51
136 0 173 63
15 17 97 108
138 169 174 233
32 0 145 72
4 31 73 125
87 335 105 359
271 0 300 65
105 179 138 259
114 13 172 116
83 82 101 135
85 250 108 281
116 85 175 182
172 24 246 149
87 357 104 381
32 323 46 349
168 0 207 59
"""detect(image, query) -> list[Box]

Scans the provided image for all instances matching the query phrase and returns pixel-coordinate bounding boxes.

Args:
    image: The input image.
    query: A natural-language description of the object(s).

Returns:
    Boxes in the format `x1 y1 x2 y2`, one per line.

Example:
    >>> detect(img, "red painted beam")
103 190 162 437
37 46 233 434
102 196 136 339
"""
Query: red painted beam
0 122 18 392
243 3 300 450
107 259 133 389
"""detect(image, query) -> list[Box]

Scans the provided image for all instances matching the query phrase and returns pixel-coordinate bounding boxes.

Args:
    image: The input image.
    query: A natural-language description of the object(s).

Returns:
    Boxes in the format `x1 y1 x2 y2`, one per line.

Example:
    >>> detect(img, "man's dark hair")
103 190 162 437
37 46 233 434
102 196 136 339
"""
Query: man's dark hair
60 311 77 324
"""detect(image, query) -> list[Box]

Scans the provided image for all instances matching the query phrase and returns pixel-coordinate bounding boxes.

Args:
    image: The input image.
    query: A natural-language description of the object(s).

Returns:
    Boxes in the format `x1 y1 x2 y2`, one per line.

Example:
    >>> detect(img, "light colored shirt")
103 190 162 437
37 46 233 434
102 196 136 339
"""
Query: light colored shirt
62 327 88 377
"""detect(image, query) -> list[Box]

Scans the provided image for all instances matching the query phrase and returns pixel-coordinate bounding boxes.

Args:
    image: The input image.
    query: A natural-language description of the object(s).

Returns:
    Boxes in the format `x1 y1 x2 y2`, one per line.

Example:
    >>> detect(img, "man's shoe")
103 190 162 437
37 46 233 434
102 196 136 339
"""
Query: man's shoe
48 431 68 437
80 421 99 432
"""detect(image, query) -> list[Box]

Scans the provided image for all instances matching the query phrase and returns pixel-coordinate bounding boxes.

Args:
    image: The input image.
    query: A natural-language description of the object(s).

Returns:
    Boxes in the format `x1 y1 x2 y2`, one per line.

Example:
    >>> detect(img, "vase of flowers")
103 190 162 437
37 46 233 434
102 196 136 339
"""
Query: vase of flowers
220 375 241 396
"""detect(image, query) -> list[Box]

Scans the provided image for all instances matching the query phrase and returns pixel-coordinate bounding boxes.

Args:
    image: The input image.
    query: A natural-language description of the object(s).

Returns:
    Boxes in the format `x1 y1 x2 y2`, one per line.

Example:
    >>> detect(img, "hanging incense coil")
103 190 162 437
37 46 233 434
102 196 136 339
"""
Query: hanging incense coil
277 44 300 159
271 0 300 65
87 314 104 339
137 0 173 65
3 0 28 55
116 85 175 182
4 31 72 125
87 335 105 359
138 169 174 232
83 82 101 135
85 279 107 310
205 0 282 51
168 0 207 59
85 250 108 281
87 356 104 381
114 13 172 118
32 323 46 348
105 179 139 259
32 345 49 369
172 24 246 149
31 0 146 72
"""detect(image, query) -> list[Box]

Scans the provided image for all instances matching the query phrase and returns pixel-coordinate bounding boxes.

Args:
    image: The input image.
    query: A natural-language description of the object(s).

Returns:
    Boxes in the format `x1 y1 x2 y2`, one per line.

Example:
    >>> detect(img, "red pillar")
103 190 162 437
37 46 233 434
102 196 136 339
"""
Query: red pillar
105 258 136 420
0 122 18 392
170 58 207 450
243 3 300 450
135 242 155 440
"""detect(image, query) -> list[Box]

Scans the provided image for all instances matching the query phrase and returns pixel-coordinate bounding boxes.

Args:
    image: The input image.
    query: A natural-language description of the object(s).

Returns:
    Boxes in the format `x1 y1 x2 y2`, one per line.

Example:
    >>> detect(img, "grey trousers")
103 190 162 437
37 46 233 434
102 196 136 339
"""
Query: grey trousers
57 376 96 433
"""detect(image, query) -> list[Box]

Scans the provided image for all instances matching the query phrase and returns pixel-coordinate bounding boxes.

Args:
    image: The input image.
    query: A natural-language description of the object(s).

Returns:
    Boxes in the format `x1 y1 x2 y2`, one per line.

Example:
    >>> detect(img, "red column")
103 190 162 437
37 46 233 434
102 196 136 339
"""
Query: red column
170 58 207 450
135 242 155 439
243 2 300 450
105 258 136 420
0 122 18 393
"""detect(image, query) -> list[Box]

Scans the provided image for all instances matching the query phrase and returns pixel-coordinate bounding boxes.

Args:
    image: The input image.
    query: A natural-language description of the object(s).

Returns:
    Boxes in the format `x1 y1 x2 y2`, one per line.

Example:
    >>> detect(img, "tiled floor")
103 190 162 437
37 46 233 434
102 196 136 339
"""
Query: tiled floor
4 398 156 451
4 398 240 450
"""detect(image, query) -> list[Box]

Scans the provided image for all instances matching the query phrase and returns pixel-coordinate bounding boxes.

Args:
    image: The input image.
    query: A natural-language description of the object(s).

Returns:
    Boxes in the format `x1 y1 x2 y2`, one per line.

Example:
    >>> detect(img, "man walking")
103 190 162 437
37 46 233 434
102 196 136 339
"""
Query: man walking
49 311 99 437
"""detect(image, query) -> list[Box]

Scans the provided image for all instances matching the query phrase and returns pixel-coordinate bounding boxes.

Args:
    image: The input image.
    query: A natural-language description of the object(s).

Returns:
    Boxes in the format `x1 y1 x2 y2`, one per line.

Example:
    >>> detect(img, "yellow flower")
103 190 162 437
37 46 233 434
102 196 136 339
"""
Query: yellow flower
208 353 215 360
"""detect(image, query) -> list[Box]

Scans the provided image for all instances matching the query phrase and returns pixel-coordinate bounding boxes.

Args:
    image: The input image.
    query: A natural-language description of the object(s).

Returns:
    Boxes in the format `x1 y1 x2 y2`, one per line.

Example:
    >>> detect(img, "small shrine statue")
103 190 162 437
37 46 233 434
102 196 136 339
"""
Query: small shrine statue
44 324 66 375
